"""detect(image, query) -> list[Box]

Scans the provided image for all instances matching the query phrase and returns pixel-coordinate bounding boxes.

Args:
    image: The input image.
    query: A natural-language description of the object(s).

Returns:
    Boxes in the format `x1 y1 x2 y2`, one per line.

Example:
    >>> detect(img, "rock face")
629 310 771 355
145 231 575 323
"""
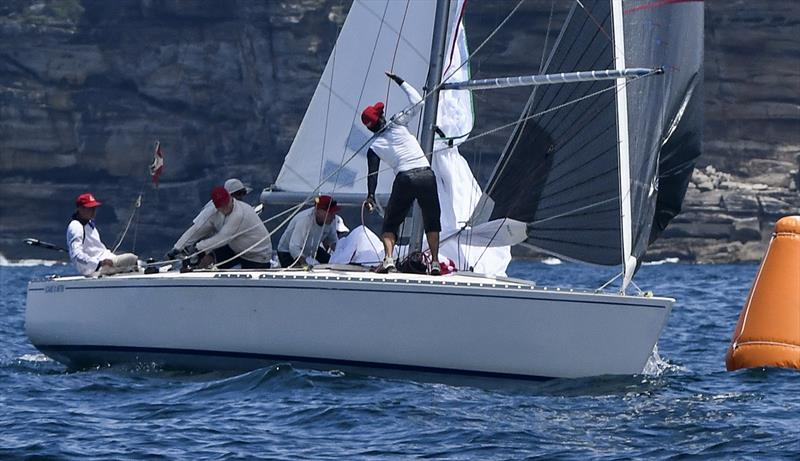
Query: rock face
1 0 798 263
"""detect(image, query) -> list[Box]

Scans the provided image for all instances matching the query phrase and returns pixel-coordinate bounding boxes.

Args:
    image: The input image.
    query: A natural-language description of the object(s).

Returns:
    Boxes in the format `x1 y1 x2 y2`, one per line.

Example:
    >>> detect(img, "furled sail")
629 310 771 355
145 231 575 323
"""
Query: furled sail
433 1 512 276
472 0 703 275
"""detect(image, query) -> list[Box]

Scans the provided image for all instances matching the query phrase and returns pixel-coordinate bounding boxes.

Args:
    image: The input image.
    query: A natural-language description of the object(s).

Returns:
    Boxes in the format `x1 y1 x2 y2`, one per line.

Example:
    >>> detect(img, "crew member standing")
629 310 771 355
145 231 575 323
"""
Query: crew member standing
67 193 138 276
362 72 442 275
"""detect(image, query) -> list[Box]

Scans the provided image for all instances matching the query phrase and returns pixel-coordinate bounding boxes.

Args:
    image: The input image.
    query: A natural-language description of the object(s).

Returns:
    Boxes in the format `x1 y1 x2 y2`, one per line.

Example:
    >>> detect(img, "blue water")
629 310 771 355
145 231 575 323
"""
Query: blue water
1 261 798 459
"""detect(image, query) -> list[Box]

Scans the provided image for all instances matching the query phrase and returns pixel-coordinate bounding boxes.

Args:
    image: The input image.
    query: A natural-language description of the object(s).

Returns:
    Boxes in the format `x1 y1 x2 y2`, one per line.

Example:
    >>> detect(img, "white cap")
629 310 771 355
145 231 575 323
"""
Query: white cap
224 178 252 195
335 215 349 233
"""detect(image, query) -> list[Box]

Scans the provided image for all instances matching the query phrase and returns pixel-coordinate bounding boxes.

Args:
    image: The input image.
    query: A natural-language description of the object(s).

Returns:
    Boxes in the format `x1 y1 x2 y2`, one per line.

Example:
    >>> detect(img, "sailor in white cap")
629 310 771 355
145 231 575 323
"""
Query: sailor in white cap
166 178 256 260
223 178 252 201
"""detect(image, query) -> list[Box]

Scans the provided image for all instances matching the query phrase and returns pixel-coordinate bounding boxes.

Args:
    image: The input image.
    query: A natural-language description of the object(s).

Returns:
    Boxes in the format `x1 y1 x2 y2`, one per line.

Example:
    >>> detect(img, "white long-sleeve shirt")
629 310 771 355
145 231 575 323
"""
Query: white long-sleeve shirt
172 200 224 251
369 82 430 175
277 207 338 260
195 201 272 263
67 217 114 275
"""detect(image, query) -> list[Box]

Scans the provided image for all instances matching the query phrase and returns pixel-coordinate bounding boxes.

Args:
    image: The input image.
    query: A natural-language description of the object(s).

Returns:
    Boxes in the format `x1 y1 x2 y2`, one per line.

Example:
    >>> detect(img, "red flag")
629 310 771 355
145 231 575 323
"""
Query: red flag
149 141 164 186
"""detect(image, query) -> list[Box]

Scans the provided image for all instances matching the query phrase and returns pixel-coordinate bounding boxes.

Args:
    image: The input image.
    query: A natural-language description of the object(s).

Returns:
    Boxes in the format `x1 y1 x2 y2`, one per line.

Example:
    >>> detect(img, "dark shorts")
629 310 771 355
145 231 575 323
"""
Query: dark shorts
382 167 441 238
277 248 331 268
213 245 271 269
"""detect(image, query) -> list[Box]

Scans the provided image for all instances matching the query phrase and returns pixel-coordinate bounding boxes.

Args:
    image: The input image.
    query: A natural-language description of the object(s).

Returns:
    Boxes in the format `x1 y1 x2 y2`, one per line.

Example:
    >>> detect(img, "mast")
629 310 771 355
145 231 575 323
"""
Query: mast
409 0 451 254
611 0 635 292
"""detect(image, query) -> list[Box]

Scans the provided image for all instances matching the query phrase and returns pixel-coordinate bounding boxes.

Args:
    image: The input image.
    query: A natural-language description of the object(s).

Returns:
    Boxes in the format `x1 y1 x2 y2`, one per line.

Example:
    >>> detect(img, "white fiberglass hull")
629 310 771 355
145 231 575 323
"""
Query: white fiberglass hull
26 269 673 379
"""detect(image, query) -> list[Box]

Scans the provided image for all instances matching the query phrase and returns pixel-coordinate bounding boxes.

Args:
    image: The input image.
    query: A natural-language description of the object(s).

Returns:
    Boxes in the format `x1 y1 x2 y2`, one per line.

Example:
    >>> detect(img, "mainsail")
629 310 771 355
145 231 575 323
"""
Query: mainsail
471 0 703 281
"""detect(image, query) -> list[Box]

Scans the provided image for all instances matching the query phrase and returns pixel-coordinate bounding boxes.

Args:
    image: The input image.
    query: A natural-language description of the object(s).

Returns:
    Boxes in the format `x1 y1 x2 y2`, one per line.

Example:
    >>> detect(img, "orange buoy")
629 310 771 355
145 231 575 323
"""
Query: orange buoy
726 216 800 371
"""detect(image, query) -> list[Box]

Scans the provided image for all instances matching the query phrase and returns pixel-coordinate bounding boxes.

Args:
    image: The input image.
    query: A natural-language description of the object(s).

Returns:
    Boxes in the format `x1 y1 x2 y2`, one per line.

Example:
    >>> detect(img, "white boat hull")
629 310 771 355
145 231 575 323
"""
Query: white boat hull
26 269 673 379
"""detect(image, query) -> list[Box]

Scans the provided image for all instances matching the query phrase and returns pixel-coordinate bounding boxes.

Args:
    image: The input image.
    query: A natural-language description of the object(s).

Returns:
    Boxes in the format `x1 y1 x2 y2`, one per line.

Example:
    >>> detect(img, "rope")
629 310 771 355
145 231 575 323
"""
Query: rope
360 200 383 263
112 193 142 252
319 1 343 187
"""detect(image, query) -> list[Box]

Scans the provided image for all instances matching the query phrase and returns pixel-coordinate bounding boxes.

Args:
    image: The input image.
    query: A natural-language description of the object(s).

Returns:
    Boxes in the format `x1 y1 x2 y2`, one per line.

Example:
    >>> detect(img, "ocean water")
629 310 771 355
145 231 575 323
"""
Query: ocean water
1 261 798 460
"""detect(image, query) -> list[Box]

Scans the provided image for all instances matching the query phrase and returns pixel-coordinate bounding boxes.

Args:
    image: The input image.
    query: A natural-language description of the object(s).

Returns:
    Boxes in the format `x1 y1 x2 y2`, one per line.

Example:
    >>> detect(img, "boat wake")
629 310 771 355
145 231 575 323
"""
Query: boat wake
642 345 685 377
17 353 51 363
3 353 64 375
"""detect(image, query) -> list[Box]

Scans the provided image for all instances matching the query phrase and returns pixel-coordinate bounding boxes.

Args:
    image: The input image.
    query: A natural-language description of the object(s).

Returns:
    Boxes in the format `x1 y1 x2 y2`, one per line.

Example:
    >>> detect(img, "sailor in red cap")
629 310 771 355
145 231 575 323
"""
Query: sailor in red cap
362 72 442 275
188 186 272 269
66 193 138 276
166 178 255 261
276 195 341 268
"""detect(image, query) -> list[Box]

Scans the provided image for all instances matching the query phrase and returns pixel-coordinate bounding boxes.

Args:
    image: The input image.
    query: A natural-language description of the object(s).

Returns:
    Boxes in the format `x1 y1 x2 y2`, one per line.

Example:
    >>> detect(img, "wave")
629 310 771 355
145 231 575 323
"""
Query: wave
541 257 562 265
0 254 65 267
643 257 680 266
17 353 52 363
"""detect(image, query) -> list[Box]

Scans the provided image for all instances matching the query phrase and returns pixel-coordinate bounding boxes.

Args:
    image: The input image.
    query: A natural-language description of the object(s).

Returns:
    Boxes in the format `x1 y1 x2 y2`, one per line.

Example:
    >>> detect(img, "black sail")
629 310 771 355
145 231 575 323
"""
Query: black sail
477 0 621 265
474 0 703 268
623 0 704 260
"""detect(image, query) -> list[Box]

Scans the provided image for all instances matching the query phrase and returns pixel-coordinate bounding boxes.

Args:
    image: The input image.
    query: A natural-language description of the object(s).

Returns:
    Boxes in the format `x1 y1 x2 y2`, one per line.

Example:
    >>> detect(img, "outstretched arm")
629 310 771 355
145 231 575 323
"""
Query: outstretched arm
386 72 423 124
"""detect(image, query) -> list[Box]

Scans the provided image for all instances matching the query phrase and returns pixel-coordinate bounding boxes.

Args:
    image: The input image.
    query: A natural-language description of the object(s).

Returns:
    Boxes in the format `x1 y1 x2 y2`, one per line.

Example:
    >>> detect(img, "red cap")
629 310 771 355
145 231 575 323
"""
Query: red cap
315 195 341 213
361 102 385 128
76 193 102 208
211 186 231 208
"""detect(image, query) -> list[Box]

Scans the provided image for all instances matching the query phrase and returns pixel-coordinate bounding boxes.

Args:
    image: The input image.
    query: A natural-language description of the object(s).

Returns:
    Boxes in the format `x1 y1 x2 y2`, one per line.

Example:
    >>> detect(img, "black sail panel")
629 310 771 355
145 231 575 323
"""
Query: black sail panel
482 0 623 265
476 0 703 268
623 0 704 258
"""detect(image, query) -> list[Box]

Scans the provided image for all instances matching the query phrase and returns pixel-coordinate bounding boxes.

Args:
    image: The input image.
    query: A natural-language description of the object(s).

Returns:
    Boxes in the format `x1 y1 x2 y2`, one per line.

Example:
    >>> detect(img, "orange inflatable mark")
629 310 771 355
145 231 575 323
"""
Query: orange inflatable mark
726 216 800 371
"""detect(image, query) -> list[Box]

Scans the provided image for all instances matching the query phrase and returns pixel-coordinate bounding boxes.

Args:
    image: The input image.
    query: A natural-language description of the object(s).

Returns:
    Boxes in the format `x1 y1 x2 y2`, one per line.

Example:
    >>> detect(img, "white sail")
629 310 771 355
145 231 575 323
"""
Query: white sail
275 0 436 195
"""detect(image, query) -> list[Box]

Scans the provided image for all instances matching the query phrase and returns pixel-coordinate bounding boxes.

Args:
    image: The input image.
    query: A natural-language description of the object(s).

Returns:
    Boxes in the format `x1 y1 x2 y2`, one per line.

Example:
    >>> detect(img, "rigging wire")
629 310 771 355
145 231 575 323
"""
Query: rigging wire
385 0 411 104
319 0 345 187
321 0 391 266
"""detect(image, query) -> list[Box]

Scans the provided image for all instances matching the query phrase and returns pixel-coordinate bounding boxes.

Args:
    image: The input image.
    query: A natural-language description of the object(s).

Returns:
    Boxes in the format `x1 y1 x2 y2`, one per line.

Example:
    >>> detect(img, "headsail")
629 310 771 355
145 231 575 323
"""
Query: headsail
471 0 703 280
275 0 436 196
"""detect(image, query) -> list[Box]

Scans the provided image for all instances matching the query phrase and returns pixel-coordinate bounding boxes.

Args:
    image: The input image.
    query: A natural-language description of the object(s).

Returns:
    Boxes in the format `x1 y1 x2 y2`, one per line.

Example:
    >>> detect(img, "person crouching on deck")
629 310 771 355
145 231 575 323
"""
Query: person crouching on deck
276 195 340 268
166 177 253 261
193 186 273 269
67 193 138 276
362 72 442 275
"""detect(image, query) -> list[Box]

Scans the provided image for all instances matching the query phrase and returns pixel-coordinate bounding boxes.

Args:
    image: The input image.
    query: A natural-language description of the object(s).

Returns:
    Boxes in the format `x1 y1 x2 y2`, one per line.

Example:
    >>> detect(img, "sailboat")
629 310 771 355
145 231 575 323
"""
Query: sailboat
26 0 703 380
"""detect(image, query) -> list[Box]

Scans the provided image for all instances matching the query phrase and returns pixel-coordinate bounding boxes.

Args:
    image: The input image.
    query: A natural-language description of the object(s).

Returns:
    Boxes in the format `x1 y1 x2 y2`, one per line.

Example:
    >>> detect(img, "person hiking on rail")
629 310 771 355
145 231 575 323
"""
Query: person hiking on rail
361 72 442 275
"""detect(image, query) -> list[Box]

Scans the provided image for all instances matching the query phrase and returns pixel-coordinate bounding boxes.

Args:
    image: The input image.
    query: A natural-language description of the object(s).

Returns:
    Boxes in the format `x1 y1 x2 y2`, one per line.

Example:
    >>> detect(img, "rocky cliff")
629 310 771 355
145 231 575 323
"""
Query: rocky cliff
1 0 798 262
